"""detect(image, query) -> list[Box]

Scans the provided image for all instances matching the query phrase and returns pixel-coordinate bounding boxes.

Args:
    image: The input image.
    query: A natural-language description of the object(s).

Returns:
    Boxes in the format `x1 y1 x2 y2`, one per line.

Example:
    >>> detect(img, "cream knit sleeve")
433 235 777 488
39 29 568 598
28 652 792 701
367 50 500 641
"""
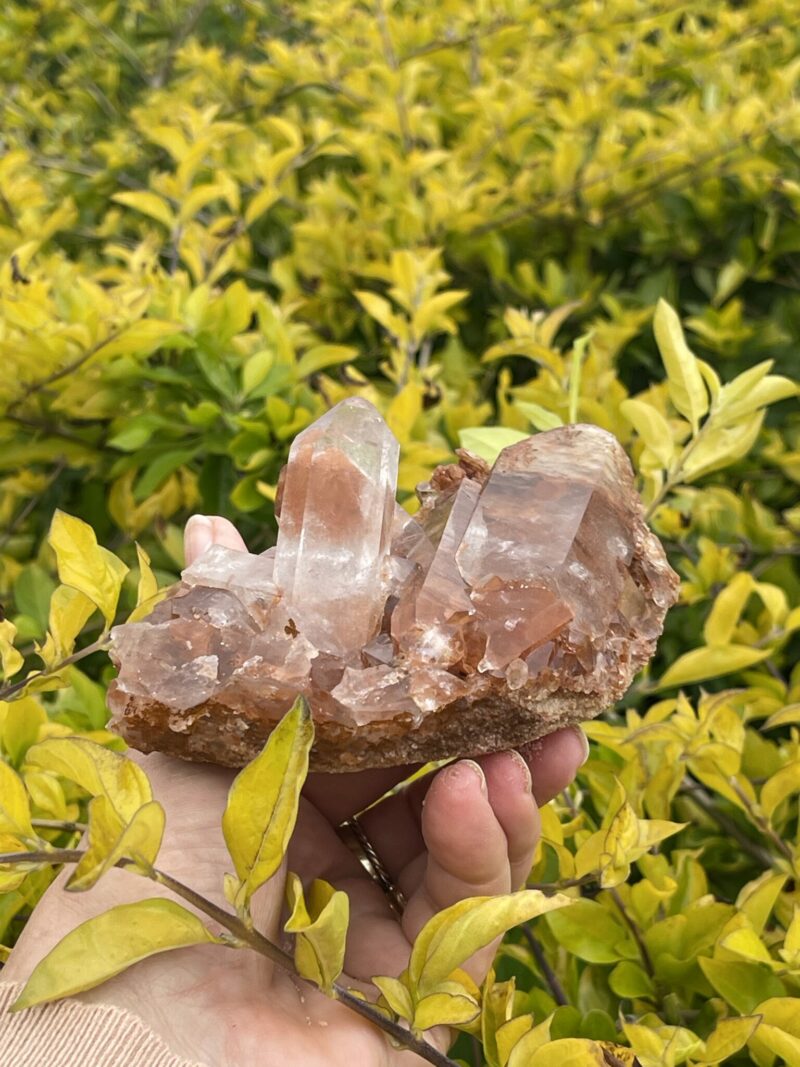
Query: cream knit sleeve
0 982 209 1067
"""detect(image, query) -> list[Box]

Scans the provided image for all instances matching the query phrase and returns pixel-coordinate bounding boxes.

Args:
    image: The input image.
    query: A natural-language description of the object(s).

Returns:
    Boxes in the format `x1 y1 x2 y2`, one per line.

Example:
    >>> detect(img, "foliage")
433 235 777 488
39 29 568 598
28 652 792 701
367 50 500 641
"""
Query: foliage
1 0 800 1063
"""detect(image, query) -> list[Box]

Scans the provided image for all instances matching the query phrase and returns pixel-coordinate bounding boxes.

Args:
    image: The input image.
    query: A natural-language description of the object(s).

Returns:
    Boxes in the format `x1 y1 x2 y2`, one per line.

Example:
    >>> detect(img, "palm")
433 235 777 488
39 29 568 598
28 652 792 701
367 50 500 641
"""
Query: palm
5 516 587 1066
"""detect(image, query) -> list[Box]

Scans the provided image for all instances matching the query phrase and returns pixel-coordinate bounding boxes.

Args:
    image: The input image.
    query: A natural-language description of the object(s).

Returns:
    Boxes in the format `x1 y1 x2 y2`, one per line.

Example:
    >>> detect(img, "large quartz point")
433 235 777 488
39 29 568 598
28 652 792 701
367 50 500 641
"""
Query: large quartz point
274 397 399 655
108 408 679 772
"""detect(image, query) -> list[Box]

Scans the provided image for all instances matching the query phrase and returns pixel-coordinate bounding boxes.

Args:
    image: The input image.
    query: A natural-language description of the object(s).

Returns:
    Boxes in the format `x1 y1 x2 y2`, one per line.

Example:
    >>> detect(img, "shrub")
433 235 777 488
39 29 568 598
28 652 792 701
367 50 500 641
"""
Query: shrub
1 1 799 1064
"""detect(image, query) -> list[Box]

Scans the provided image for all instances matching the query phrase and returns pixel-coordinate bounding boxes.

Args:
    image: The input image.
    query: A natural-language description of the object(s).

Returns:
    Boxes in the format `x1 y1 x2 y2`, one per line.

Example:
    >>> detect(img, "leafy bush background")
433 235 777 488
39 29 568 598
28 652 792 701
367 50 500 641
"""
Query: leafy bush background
1 1 800 1063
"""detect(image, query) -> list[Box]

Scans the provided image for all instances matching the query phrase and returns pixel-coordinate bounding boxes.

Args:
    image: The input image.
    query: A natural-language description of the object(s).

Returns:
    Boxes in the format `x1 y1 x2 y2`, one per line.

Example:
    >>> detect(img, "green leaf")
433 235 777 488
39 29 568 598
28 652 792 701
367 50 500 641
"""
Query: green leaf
0 761 34 841
67 797 165 892
409 890 572 998
658 645 770 689
515 401 564 432
609 960 655 998
653 299 709 432
458 427 529 464
48 511 129 628
546 900 632 964
222 696 313 908
699 957 784 1014
13 564 57 637
11 899 219 1011
26 738 152 823
2 696 45 765
284 872 349 994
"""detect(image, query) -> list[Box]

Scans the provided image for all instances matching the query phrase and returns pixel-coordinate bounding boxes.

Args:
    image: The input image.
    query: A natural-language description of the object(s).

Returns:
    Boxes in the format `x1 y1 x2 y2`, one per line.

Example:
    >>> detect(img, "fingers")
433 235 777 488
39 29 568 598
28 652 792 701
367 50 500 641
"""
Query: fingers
518 726 589 805
475 750 540 890
184 514 247 565
399 760 516 983
303 764 417 826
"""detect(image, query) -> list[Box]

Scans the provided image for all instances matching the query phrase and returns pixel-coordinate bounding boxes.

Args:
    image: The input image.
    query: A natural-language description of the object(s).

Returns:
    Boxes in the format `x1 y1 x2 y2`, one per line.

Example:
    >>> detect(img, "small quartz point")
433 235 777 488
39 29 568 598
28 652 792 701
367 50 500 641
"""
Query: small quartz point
108 417 680 768
274 398 399 655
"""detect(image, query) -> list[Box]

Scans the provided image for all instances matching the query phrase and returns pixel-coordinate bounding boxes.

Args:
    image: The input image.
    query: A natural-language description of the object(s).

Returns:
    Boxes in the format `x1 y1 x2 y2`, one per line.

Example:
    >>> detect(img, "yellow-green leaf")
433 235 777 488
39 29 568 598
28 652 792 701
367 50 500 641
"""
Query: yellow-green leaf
760 761 800 822
49 511 129 628
222 696 313 907
658 645 769 689
697 1016 761 1066
372 974 414 1022
39 586 97 667
507 1017 554 1067
67 798 165 892
413 990 480 1031
112 191 175 229
284 872 349 994
0 619 24 680
458 427 529 464
620 398 676 468
2 696 46 765
653 299 709 432
0 762 34 841
26 738 151 823
127 544 161 623
11 899 219 1011
409 890 571 997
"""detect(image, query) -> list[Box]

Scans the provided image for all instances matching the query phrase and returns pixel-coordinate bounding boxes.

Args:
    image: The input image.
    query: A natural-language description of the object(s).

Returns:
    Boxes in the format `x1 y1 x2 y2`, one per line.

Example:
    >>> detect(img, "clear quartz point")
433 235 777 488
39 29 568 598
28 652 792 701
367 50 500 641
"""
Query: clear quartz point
274 397 399 655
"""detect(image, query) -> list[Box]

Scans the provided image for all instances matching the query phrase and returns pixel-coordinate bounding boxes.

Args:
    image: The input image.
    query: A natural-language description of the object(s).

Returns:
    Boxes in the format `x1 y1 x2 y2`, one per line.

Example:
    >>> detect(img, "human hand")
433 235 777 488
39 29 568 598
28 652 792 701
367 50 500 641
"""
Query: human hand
5 515 588 1066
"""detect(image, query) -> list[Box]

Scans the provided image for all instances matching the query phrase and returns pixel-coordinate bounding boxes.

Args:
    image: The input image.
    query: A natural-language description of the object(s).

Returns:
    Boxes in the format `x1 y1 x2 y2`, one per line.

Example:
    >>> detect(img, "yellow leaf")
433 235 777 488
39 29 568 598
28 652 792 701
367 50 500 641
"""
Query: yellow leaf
763 703 800 730
49 511 129 628
751 998 800 1067
527 1038 608 1066
112 191 175 229
386 383 423 443
683 411 765 481
411 290 468 338
295 344 357 379
26 738 151 823
653 299 709 432
505 1016 551 1067
222 696 313 907
11 899 219 1011
372 974 414 1021
703 572 756 646
697 1016 761 1065
413 990 480 1030
658 645 769 689
355 291 408 343
779 908 800 966
760 761 800 821
0 619 23 680
0 762 34 840
127 544 162 623
409 890 572 998
67 798 165 892
284 873 349 994
40 586 97 667
619 398 677 469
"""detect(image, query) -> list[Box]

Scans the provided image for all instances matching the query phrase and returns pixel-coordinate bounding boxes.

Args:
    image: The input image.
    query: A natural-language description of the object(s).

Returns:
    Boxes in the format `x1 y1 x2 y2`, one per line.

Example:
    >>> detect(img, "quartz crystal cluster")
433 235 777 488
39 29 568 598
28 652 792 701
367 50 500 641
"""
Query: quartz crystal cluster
108 399 679 771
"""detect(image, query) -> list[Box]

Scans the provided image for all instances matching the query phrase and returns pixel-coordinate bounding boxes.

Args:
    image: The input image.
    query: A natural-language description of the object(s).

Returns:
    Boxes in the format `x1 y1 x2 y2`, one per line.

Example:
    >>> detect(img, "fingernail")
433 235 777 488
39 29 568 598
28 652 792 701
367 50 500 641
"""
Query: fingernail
452 759 487 794
574 728 590 766
185 515 213 565
509 749 533 793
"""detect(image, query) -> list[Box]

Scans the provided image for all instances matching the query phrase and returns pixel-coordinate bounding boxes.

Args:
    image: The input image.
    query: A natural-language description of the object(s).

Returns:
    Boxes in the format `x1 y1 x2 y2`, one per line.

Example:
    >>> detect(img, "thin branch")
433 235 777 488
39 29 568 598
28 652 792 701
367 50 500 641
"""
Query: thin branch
0 636 110 703
8 328 127 414
520 924 568 1006
608 887 655 979
0 848 457 1067
681 781 775 870
31 819 88 834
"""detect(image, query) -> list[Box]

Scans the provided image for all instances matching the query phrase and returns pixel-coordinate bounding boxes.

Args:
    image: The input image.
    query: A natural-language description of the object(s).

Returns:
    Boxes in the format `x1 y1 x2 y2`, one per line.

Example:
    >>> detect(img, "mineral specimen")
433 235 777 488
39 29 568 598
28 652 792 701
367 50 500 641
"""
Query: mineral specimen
108 400 679 771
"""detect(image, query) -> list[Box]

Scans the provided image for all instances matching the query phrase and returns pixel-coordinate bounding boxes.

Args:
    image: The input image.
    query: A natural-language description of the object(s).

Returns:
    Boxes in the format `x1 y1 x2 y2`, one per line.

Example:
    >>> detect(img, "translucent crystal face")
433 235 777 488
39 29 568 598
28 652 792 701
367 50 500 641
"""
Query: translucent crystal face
109 410 679 739
274 397 399 656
